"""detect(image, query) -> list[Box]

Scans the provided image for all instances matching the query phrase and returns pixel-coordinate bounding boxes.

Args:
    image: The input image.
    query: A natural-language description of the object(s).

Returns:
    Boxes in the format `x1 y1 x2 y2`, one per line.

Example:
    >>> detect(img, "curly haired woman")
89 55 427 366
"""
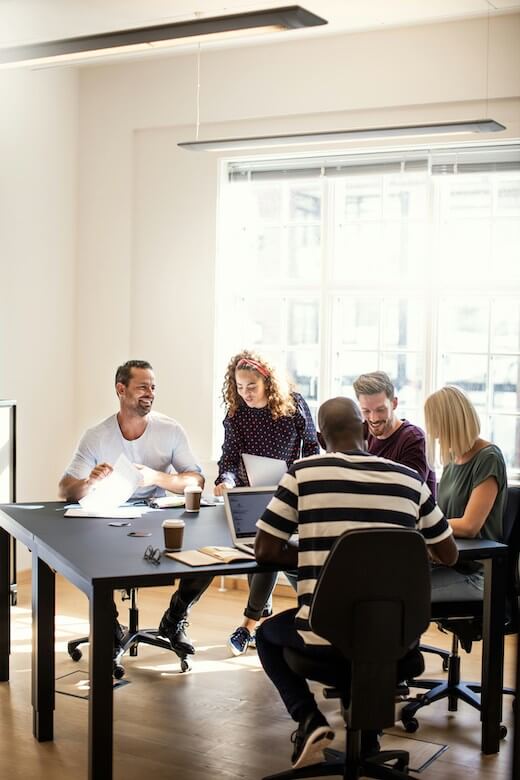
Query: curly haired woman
215 350 319 655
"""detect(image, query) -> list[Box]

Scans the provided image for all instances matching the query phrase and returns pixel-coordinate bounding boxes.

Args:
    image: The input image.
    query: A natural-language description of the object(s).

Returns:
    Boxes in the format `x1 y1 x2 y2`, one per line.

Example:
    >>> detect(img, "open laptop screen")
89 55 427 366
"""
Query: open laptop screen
226 488 275 539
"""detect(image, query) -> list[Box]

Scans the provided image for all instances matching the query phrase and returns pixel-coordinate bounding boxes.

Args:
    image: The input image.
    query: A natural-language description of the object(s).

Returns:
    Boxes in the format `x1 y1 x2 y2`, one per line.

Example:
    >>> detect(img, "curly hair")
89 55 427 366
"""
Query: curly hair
222 350 295 420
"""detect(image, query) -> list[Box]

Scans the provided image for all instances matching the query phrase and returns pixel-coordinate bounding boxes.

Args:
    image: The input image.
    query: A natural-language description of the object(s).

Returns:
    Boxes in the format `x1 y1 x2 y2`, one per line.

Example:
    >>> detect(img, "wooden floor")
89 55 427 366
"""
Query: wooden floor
0 575 516 780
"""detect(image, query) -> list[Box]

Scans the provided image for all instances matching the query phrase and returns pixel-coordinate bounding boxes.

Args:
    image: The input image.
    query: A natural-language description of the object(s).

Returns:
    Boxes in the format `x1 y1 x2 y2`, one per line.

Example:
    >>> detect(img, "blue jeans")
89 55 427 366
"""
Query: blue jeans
430 565 484 602
255 608 343 722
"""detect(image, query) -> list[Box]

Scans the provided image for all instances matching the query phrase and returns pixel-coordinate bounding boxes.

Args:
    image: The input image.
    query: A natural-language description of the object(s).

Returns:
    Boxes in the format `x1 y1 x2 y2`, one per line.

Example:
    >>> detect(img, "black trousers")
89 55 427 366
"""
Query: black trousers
112 574 213 628
167 573 214 617
256 608 342 722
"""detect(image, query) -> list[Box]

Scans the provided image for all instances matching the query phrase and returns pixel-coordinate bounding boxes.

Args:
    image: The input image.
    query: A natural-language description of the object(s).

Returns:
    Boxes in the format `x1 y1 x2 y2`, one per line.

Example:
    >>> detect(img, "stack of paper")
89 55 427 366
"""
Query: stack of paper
64 454 142 518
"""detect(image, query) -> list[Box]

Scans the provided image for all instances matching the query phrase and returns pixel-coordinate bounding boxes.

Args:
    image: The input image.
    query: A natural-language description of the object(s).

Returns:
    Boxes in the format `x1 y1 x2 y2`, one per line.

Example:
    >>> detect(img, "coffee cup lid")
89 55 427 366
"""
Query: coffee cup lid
162 518 185 527
184 485 202 493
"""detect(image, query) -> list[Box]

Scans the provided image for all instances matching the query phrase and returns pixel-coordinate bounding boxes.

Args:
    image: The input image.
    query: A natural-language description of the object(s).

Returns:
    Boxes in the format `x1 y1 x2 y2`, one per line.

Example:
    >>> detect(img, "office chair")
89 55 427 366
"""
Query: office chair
264 526 431 780
401 485 520 736
67 588 191 678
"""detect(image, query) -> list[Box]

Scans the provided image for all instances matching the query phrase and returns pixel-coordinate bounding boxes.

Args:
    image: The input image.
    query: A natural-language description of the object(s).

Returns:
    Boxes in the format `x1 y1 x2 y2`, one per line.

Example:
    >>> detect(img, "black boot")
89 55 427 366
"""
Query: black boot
158 611 195 655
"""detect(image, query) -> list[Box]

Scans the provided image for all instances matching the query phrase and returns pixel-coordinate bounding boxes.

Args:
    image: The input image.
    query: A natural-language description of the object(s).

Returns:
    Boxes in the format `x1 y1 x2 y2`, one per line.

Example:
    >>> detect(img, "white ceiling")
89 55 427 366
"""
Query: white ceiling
1 0 519 58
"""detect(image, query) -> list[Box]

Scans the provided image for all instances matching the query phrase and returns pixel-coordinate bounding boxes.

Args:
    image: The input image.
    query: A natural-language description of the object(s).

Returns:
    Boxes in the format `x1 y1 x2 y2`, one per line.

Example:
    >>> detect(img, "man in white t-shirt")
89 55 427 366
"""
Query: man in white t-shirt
59 359 212 657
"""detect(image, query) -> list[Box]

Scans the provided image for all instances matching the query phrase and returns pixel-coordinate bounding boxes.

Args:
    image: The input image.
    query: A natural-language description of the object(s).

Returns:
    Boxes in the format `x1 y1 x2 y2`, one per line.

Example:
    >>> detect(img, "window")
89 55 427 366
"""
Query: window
215 145 520 473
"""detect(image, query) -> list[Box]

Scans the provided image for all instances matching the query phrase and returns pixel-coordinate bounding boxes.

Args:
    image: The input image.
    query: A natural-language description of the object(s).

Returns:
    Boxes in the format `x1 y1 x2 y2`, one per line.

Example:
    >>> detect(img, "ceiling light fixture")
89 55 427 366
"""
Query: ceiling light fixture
179 4 506 152
178 119 506 151
0 6 326 68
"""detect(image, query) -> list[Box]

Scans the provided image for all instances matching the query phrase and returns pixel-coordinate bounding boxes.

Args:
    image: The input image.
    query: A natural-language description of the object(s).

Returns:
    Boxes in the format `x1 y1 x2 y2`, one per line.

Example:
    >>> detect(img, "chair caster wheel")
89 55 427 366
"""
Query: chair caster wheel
180 658 191 673
70 648 82 662
499 724 507 740
113 664 125 680
403 717 419 733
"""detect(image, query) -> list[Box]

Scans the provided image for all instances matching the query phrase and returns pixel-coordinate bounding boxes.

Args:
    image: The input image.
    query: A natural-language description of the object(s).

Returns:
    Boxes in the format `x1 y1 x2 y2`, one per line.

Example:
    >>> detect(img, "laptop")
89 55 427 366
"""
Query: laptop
223 486 275 554
242 453 288 487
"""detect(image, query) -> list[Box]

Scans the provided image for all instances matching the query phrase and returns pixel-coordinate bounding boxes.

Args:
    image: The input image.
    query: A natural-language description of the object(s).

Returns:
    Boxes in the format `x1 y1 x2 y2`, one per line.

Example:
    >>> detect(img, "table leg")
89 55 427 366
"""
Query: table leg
0 528 10 681
88 583 114 780
32 552 55 741
480 554 507 754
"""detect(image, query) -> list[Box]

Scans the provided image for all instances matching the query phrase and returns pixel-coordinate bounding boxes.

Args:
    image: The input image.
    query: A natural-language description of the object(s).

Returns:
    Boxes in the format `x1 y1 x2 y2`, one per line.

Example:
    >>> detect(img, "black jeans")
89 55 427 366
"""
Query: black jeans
168 573 214 618
256 608 343 722
244 570 299 620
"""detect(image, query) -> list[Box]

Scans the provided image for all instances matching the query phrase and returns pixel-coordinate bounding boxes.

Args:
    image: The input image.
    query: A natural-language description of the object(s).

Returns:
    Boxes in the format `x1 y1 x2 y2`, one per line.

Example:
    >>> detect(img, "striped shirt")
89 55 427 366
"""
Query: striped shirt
256 451 452 646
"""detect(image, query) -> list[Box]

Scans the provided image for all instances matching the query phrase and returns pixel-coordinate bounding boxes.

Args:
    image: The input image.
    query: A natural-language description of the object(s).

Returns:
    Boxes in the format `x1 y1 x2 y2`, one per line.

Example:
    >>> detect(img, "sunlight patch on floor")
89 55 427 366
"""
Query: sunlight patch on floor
134 657 262 675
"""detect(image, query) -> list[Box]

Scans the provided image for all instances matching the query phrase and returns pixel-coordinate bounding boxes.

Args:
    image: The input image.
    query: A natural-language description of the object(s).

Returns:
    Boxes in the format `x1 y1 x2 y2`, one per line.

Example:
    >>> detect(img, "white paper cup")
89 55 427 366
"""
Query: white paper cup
162 518 185 550
184 485 202 512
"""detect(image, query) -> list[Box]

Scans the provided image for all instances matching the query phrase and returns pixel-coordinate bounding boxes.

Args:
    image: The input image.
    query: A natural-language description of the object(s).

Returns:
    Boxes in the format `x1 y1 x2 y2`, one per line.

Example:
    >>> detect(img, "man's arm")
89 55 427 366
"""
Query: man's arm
134 465 204 494
429 535 459 566
58 462 113 502
398 432 431 484
418 483 458 567
255 529 298 568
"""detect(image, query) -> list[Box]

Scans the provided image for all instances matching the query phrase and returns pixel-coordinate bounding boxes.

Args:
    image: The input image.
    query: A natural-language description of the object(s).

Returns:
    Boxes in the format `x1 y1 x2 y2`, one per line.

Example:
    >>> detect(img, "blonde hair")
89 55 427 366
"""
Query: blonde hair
222 350 295 420
424 386 480 464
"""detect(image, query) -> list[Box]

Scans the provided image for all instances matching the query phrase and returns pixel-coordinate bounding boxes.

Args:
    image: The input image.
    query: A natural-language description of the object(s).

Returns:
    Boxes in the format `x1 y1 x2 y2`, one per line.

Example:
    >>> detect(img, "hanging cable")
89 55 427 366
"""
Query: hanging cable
196 42 201 141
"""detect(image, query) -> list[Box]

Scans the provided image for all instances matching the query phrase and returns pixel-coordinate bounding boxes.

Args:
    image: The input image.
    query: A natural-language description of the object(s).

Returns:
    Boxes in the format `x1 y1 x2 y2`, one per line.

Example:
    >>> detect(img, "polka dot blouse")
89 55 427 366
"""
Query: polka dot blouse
215 392 319 487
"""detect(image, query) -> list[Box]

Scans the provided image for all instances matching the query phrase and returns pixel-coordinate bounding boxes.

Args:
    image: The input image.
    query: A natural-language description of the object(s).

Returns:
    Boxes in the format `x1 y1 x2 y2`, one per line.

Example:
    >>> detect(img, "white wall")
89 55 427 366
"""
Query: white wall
0 67 78 503
1 13 518 568
1 13 519 508
76 13 520 485
0 68 78 568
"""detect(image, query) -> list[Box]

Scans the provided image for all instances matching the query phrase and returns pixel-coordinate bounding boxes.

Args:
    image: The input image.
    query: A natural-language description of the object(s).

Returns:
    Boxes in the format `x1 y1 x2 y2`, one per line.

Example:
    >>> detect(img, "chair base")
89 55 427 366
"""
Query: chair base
401 639 513 737
263 747 415 780
401 679 511 739
67 627 191 677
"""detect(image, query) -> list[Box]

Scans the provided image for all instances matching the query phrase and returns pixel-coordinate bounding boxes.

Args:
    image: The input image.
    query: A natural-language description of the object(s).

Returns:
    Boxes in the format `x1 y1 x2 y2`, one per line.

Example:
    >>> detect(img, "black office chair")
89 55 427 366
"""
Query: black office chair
401 485 520 736
67 587 191 678
264 526 431 780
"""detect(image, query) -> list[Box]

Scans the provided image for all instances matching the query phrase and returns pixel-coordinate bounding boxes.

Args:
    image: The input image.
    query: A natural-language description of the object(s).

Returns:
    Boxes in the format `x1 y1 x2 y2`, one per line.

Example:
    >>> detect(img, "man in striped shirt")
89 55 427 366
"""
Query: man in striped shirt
255 397 458 770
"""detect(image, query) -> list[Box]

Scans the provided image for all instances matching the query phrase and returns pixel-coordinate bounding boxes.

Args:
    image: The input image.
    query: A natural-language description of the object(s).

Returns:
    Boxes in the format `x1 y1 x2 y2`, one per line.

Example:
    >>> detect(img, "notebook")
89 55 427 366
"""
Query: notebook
223 486 275 554
165 547 255 567
242 453 287 487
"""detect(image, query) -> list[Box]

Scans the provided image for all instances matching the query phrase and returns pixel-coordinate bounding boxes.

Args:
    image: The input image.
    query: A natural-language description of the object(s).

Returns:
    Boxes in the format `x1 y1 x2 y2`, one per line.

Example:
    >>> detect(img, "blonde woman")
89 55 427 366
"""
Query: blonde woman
424 385 507 601
215 350 319 655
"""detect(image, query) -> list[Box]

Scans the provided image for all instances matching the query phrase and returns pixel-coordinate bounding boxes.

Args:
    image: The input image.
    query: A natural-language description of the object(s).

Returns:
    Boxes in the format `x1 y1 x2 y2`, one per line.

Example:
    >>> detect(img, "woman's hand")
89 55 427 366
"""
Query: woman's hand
214 482 233 496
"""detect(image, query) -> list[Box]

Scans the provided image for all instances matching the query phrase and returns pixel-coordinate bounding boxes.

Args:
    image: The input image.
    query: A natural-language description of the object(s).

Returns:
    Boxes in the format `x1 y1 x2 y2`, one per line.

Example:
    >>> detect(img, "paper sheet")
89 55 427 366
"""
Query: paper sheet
79 453 141 512
64 506 143 519
242 453 287 487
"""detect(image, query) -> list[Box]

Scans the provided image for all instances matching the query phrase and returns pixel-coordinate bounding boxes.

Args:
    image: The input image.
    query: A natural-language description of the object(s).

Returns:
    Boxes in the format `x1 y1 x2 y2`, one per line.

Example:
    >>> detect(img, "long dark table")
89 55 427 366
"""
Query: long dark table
0 501 274 780
0 502 509 779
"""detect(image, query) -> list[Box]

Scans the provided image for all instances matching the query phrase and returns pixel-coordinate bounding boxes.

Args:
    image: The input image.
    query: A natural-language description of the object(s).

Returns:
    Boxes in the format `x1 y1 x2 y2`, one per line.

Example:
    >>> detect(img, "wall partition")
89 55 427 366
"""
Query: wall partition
0 400 17 603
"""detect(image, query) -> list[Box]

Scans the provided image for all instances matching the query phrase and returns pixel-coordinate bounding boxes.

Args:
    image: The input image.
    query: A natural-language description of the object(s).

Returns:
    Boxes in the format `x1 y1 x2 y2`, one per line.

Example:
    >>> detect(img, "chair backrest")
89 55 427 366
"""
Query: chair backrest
504 486 520 626
503 485 520 546
309 526 431 731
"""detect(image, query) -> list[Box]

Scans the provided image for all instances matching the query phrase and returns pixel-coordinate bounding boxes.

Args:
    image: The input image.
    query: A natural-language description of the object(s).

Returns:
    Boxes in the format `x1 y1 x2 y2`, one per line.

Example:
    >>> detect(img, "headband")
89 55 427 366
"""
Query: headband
236 358 270 378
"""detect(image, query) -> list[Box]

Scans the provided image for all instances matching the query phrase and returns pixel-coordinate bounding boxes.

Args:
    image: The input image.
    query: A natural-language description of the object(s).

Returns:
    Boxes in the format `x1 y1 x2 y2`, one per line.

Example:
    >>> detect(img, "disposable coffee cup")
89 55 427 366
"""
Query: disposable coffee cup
162 519 185 551
184 485 202 512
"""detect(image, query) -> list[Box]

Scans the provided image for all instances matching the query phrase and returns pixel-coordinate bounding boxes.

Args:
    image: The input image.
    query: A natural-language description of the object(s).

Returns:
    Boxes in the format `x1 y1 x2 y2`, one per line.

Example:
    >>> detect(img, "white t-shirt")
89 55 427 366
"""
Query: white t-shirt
65 412 202 499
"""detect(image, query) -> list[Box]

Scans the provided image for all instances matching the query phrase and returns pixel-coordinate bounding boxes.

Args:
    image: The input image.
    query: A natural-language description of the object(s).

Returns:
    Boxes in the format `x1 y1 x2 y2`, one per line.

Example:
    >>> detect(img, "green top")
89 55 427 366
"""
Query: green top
438 444 508 544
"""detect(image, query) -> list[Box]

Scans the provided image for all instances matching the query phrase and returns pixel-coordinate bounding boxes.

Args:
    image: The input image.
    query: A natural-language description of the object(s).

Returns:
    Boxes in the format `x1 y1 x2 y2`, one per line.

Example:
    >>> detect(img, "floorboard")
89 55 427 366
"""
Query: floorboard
0 576 515 779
